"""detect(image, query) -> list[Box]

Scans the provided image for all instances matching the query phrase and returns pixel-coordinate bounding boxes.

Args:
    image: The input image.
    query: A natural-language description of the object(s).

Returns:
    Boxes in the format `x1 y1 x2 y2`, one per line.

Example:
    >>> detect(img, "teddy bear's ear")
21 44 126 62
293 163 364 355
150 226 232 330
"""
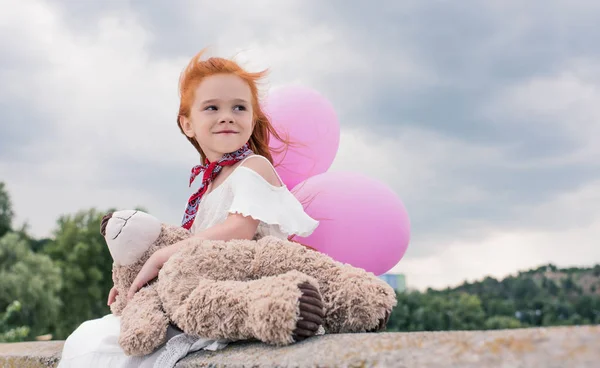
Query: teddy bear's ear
104 210 163 266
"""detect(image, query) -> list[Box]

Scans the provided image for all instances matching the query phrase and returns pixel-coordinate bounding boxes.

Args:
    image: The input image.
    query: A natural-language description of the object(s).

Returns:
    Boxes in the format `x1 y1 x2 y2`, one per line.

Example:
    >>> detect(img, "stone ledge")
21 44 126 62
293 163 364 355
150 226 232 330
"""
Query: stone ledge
0 340 63 368
1 326 598 367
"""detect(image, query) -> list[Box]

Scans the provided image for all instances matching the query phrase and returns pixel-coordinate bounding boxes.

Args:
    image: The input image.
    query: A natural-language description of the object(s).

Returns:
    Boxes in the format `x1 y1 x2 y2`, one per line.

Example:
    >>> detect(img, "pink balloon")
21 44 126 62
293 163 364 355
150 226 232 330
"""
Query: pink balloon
264 86 340 189
292 171 410 276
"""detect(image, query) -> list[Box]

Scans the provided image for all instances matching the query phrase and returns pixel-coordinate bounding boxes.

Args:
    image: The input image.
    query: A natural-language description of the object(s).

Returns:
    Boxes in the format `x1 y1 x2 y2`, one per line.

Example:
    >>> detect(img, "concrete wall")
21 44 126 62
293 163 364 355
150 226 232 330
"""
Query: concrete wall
1 326 598 367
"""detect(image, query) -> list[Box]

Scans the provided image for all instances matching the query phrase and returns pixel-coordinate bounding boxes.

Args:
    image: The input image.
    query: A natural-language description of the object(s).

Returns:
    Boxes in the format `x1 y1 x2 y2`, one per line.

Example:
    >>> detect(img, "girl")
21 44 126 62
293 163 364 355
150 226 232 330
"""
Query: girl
58 50 323 367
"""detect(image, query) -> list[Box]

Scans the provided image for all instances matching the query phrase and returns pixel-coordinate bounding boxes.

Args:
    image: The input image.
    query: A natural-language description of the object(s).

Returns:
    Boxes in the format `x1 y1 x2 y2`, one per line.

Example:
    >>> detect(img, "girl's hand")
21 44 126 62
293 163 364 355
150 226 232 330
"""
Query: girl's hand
126 250 166 301
126 239 194 300
107 286 118 306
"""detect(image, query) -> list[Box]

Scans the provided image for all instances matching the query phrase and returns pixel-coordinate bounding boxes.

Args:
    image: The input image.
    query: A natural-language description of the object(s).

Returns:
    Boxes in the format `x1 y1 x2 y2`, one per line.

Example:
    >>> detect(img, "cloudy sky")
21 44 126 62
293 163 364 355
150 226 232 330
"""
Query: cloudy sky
2 0 600 290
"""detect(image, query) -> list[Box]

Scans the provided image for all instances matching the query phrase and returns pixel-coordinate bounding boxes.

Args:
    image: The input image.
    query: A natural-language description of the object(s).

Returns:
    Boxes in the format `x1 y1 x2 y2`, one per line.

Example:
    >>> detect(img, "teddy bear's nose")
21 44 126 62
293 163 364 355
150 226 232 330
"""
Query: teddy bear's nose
100 212 113 237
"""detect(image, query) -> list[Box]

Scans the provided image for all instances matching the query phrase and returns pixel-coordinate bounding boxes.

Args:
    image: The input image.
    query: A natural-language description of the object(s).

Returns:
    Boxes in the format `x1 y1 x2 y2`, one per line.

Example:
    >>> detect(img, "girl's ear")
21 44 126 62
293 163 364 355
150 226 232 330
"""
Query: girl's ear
179 115 194 138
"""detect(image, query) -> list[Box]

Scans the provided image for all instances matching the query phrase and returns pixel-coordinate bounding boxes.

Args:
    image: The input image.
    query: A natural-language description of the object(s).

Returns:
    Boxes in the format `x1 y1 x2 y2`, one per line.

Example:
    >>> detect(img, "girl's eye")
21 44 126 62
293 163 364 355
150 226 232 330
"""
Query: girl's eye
205 105 217 111
234 105 246 111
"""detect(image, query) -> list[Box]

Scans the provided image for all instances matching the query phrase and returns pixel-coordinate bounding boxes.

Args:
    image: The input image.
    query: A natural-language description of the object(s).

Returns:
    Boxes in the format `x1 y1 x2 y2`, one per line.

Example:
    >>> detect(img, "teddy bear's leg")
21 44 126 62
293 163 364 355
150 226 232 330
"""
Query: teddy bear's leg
118 285 169 356
317 262 397 334
254 237 398 334
165 270 324 346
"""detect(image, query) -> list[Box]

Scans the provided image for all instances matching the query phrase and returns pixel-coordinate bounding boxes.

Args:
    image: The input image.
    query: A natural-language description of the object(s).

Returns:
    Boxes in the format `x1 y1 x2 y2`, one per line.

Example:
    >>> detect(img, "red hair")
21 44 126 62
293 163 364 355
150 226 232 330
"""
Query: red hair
177 49 289 165
177 50 319 252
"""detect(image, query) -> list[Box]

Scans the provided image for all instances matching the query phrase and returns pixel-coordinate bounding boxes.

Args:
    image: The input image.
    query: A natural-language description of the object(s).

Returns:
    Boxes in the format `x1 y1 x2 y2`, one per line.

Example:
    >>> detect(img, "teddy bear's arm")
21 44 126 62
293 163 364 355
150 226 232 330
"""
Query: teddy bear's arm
118 285 169 356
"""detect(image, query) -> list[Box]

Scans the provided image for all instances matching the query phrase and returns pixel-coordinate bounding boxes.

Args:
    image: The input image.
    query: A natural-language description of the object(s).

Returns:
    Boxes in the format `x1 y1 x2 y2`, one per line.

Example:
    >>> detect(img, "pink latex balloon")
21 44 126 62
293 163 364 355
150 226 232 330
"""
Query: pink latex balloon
292 171 410 276
264 86 340 189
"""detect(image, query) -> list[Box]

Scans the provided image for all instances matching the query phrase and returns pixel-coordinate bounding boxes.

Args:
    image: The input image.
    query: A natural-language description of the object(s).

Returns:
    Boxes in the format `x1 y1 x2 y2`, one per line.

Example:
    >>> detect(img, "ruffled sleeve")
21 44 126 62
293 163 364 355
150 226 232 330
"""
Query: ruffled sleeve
227 166 319 238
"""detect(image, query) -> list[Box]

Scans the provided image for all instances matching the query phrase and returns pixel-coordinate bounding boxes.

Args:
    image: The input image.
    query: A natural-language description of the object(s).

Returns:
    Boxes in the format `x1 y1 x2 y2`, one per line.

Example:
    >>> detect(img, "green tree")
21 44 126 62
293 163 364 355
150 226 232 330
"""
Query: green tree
485 299 516 317
0 301 30 342
574 295 600 324
42 208 114 339
386 294 411 331
11 222 53 253
387 291 486 332
0 182 14 238
484 316 523 330
562 275 583 295
0 232 62 338
388 263 600 332
542 277 560 296
512 277 540 301
447 293 486 330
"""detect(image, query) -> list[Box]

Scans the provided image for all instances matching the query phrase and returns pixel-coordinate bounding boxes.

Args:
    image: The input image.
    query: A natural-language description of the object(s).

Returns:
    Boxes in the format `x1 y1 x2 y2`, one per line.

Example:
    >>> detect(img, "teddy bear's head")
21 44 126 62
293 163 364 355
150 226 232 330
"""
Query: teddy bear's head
100 210 191 315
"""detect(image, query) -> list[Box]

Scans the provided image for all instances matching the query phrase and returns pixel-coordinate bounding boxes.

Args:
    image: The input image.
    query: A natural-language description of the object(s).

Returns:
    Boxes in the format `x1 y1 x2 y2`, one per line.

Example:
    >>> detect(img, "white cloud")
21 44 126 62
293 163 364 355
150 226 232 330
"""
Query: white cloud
0 0 194 236
1 0 387 237
329 127 600 289
395 180 600 290
2 0 600 291
482 61 600 165
329 125 504 201
522 178 600 230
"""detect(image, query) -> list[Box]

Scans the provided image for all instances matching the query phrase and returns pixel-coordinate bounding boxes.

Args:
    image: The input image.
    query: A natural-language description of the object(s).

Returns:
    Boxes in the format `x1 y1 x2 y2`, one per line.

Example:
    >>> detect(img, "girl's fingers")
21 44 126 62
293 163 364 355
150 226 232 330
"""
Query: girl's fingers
126 254 163 301
107 287 118 306
127 264 155 300
127 282 140 301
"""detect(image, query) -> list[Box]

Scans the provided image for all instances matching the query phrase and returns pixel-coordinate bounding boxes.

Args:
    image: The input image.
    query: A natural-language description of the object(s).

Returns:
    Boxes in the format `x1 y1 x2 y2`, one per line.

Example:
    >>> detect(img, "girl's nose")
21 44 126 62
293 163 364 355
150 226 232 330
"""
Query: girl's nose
219 113 234 124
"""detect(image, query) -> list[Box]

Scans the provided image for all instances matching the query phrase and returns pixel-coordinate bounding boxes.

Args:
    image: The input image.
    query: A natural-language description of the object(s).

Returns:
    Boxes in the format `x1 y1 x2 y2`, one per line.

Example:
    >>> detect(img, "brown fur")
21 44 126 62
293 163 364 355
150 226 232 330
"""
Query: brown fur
109 224 190 316
109 221 397 356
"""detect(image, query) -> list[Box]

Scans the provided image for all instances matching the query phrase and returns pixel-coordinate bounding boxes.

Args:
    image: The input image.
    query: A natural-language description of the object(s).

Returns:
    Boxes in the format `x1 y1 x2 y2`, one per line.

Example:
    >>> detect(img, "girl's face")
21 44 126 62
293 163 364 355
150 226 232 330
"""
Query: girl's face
180 73 254 162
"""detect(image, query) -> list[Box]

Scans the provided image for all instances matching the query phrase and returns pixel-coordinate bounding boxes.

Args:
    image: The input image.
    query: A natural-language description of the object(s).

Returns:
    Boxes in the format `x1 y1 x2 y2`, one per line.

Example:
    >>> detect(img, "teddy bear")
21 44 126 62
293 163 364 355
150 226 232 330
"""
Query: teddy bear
101 209 398 356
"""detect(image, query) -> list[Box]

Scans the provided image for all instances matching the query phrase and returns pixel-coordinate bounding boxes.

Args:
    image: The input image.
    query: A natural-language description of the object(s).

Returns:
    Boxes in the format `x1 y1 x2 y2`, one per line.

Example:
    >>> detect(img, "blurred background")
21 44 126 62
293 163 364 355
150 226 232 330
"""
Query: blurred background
1 0 599 342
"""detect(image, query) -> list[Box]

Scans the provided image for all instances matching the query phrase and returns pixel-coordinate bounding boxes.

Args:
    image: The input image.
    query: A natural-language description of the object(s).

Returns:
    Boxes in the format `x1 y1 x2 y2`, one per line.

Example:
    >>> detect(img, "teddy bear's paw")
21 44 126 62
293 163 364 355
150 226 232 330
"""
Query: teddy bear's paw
367 310 391 332
292 281 325 342
329 300 394 334
118 311 169 356
119 328 163 356
247 270 325 346
323 269 398 334
118 286 169 356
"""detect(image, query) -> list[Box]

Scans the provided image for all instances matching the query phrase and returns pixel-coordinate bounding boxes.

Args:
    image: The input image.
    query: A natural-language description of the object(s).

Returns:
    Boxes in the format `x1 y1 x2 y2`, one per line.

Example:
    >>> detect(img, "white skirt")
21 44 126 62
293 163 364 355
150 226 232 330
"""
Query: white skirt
57 314 229 368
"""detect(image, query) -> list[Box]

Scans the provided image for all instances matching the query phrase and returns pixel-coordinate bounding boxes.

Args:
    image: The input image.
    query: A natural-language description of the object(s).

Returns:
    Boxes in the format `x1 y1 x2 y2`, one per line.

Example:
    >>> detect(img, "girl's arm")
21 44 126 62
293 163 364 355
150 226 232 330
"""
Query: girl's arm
152 214 259 260
165 213 259 257
127 156 280 300
126 215 259 300
191 213 259 242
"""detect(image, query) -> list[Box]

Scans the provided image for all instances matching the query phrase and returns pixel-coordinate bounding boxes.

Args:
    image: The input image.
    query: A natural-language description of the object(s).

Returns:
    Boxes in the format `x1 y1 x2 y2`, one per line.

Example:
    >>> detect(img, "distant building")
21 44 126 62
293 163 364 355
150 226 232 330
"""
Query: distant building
379 273 406 292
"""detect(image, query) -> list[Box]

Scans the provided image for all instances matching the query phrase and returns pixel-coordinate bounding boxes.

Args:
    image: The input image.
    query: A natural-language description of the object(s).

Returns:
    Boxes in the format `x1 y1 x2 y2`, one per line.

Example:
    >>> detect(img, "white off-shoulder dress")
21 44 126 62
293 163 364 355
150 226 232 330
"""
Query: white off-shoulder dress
57 155 319 368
